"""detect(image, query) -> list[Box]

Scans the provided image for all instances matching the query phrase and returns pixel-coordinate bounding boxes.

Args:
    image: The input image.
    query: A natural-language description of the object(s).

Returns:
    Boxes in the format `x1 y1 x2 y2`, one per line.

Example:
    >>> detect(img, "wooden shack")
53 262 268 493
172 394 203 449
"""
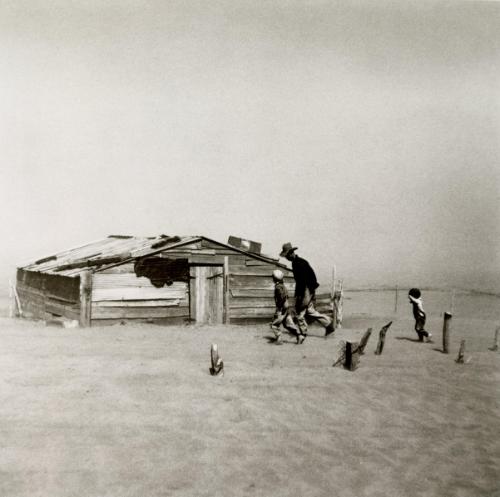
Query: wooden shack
16 235 332 327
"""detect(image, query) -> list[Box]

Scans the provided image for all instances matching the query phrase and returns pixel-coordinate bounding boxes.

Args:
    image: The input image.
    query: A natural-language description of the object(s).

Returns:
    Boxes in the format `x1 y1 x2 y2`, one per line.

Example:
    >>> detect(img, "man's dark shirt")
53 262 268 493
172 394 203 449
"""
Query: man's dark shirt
291 256 319 298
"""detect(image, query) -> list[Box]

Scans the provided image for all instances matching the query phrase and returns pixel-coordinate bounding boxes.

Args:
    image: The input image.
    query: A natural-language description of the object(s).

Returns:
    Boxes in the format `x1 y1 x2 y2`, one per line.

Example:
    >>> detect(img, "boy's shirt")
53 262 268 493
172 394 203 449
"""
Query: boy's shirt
274 282 289 312
408 295 425 319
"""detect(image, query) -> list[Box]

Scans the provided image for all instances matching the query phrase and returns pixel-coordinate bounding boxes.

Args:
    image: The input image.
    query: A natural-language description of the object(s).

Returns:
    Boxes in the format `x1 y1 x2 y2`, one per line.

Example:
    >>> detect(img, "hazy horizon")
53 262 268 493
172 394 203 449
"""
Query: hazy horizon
1 1 499 293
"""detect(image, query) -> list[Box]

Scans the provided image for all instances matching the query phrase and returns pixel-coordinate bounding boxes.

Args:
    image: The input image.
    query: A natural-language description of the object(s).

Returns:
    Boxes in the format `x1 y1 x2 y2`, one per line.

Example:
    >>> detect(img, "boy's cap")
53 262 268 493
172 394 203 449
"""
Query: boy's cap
280 242 297 257
272 269 284 281
408 288 421 298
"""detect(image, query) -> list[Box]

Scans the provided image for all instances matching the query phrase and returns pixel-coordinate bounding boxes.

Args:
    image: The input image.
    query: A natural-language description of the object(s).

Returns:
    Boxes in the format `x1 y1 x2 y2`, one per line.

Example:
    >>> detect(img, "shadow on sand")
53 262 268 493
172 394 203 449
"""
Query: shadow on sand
432 347 447 353
395 336 423 343
264 334 311 345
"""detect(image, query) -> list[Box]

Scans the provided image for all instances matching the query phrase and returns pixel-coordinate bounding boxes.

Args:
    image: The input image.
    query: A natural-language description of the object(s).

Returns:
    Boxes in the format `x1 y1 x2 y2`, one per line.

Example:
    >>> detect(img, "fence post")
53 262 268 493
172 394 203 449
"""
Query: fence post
489 327 499 352
358 328 372 354
374 321 392 355
210 343 224 376
455 340 466 363
442 312 452 353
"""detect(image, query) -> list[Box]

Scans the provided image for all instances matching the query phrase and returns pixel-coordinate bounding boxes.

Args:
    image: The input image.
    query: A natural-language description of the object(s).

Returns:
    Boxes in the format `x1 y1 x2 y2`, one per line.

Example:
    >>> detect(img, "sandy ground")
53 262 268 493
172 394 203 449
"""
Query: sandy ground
0 313 498 497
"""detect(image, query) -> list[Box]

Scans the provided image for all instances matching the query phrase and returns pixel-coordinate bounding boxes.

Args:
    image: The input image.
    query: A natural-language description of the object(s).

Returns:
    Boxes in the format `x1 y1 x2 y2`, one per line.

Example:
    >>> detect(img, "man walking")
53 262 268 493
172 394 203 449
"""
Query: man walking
279 242 335 339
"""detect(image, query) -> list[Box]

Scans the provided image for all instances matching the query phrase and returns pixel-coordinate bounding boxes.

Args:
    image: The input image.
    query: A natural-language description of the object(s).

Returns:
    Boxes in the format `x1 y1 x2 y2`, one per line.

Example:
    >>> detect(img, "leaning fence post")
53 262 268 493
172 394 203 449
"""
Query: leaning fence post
442 312 452 354
489 327 499 352
358 328 372 354
374 321 392 356
455 339 466 363
210 344 224 376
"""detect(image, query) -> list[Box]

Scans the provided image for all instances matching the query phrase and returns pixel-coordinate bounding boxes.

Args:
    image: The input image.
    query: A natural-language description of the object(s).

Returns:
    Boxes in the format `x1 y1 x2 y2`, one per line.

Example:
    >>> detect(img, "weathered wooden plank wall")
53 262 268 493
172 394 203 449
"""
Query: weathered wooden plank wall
91 270 189 322
16 270 81 320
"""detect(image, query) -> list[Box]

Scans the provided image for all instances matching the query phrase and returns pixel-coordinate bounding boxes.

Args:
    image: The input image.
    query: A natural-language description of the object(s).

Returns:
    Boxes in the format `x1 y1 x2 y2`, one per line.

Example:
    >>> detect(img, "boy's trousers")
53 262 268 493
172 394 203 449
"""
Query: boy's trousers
271 310 299 336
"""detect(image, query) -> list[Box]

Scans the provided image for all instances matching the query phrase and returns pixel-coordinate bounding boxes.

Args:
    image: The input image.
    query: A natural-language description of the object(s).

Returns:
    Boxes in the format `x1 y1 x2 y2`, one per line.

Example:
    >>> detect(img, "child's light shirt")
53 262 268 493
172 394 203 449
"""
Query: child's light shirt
408 295 425 318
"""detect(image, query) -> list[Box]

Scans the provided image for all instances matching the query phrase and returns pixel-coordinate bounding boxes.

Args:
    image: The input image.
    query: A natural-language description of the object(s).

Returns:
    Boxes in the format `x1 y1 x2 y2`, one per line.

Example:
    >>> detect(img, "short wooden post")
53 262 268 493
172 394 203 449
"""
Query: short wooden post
332 341 346 367
489 326 499 351
210 343 224 376
79 270 92 328
344 341 360 371
374 321 392 356
358 328 372 354
442 312 452 354
455 339 465 363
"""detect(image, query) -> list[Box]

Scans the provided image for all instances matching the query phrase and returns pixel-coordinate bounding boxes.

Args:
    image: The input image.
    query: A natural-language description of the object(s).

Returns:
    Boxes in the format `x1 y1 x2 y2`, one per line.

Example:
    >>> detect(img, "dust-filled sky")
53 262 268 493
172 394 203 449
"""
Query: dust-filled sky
1 0 499 291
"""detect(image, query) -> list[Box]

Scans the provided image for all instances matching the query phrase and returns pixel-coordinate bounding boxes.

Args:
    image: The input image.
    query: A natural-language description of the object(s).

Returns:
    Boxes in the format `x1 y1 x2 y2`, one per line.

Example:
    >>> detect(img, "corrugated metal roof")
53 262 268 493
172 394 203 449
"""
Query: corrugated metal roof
19 234 289 276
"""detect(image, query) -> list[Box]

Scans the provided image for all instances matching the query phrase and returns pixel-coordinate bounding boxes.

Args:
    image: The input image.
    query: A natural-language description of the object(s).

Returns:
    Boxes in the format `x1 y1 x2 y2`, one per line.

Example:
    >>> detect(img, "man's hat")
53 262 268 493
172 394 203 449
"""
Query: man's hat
280 242 297 257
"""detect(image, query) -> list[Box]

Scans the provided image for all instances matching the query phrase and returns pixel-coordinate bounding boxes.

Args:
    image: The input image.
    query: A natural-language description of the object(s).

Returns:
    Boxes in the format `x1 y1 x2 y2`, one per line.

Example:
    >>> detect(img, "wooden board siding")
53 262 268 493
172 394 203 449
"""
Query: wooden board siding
228 275 295 289
245 259 274 266
92 274 187 300
91 271 189 324
93 300 182 307
186 254 225 265
226 252 291 322
228 294 332 320
97 263 136 274
16 280 80 320
91 317 188 327
229 265 292 276
91 305 189 320
227 258 331 321
17 269 80 303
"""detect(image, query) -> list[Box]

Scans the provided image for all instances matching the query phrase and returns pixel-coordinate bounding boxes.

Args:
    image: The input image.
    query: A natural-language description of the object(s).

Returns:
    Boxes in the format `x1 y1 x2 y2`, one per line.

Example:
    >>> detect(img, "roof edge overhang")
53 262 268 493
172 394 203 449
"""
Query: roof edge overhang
196 236 291 271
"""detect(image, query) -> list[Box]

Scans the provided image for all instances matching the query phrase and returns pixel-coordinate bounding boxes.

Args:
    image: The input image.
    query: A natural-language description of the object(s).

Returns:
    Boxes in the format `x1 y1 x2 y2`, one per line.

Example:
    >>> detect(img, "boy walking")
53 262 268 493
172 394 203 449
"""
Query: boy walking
408 288 432 342
270 269 305 345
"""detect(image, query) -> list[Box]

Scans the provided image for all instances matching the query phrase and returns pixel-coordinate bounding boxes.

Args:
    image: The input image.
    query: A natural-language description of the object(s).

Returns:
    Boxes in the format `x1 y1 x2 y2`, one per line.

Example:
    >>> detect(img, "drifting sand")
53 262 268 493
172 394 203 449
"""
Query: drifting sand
0 314 498 497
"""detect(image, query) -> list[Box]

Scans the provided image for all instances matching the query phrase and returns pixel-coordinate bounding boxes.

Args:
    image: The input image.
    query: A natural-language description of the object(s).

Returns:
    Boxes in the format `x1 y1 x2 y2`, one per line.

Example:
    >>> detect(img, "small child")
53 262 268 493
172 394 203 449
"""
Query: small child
270 269 305 345
408 288 432 342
